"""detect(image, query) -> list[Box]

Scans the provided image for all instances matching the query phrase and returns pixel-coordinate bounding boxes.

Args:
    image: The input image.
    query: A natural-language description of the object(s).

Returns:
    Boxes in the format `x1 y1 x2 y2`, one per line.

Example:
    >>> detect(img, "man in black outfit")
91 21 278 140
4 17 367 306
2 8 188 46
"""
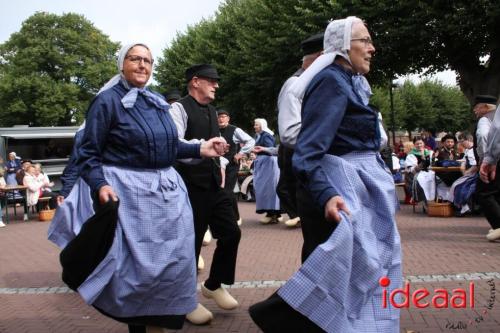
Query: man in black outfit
170 64 241 325
217 109 255 226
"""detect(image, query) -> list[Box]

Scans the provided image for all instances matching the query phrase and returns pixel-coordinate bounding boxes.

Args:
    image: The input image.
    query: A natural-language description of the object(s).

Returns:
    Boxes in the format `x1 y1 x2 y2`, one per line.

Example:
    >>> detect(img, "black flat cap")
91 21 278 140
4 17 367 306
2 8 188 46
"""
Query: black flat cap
164 89 181 102
217 109 230 117
301 32 324 55
185 64 220 82
474 95 497 105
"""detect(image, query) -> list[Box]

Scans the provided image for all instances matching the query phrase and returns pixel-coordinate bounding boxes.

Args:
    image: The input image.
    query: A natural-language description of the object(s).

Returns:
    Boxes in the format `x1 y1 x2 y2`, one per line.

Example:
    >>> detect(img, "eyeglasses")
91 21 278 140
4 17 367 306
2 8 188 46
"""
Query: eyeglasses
125 55 153 66
351 37 374 47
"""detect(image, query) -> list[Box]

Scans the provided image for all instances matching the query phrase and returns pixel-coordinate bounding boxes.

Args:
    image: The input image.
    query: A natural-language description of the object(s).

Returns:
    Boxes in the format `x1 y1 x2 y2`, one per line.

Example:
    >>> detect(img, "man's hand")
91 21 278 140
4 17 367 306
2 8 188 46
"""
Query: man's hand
56 195 65 206
201 137 229 157
324 195 350 223
99 185 118 205
480 162 497 183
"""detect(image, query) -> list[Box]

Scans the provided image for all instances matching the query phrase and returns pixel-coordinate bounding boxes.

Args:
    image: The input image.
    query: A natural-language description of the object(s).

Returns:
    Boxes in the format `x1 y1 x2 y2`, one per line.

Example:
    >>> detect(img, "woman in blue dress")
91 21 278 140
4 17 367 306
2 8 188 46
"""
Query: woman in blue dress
49 43 226 333
252 118 281 224
4 152 21 185
250 17 402 333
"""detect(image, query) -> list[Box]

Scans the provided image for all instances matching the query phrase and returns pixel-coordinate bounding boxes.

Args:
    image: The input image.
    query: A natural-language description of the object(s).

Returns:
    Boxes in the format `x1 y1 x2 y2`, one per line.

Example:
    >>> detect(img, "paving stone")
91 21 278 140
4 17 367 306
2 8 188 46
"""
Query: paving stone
1 203 500 332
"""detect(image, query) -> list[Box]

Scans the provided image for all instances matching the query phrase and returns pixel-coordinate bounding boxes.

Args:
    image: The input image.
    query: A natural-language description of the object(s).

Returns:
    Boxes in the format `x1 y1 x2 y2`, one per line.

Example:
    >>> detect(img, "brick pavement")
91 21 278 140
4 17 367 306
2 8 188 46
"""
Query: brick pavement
0 202 499 333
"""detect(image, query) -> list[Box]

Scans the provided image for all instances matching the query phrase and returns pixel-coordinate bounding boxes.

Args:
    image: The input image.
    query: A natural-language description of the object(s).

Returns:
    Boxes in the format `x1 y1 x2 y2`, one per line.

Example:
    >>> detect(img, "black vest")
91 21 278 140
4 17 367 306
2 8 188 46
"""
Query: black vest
175 95 222 190
220 124 238 169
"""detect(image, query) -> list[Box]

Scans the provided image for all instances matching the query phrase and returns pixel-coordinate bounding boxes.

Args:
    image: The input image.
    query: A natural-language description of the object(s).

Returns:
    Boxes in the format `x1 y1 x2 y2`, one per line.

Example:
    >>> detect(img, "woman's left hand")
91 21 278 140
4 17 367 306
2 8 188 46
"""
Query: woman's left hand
324 195 350 223
201 137 229 158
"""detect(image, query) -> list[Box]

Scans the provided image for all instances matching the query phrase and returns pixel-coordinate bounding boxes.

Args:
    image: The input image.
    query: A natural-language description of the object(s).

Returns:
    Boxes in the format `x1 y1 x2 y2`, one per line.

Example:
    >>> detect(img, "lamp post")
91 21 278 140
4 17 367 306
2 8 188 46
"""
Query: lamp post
389 80 397 147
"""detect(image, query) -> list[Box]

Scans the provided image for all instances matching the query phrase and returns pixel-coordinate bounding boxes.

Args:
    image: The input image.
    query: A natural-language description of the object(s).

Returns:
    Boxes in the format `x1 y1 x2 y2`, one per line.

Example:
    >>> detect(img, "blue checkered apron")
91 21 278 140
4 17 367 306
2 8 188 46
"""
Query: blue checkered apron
279 151 402 333
52 165 197 317
48 177 94 249
253 155 280 212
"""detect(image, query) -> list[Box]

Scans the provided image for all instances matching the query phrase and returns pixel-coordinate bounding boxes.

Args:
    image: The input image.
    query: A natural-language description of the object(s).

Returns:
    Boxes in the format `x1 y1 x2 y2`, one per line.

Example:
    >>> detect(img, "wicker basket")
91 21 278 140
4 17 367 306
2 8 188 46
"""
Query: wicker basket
39 208 55 222
427 201 454 217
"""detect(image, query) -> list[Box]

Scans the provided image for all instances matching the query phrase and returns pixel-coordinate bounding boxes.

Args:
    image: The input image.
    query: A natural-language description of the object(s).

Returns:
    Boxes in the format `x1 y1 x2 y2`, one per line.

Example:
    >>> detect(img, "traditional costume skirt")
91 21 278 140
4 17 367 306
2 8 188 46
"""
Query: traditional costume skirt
450 173 478 213
48 165 197 318
253 155 280 213
48 177 94 248
5 173 17 185
278 151 402 333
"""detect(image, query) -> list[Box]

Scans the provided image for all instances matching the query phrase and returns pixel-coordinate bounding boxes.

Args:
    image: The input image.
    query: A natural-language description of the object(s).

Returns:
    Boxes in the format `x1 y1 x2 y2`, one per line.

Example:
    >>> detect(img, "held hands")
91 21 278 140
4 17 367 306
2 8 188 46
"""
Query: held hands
324 195 351 223
99 185 119 205
479 162 496 183
201 137 229 158
252 146 265 153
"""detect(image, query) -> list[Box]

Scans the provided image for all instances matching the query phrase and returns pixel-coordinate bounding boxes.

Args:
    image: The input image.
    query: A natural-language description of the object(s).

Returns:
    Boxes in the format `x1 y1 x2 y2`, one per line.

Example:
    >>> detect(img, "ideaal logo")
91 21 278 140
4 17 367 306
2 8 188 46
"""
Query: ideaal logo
379 277 496 330
379 277 474 309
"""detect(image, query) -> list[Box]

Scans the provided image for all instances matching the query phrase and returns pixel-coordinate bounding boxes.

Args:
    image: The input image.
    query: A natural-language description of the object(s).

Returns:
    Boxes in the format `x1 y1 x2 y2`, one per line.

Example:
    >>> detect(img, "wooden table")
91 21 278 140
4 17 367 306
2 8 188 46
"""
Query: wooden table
429 166 464 201
0 185 29 224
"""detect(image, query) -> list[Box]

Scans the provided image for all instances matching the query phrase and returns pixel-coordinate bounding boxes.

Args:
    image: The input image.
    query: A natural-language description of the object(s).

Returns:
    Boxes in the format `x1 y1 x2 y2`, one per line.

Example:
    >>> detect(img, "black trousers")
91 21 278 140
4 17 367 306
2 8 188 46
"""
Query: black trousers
40 190 59 209
276 145 298 219
249 291 324 333
224 165 240 220
476 164 500 229
296 183 337 262
188 186 241 284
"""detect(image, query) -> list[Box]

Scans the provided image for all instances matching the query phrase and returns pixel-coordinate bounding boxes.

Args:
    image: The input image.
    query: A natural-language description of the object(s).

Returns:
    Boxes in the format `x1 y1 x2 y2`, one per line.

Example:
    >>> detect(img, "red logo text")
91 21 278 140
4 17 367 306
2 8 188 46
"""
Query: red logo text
380 276 475 309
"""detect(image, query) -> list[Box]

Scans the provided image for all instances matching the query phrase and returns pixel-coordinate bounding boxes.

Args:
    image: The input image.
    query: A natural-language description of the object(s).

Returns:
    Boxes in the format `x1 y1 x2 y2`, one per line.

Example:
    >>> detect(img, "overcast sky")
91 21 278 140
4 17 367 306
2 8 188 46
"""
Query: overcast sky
1 0 457 86
0 0 223 63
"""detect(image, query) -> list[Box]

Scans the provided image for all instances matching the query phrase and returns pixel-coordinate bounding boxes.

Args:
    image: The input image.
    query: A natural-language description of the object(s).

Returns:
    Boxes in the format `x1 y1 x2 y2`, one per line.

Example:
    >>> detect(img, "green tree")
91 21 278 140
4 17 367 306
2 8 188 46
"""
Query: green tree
156 0 338 132
337 0 500 104
0 12 119 126
156 0 498 130
372 80 472 139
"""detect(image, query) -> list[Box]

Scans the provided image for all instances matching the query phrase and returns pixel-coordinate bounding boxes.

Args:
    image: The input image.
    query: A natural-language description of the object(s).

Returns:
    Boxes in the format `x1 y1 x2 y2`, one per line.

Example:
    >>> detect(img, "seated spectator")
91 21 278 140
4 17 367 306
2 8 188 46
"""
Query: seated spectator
394 139 404 158
449 132 478 215
434 133 462 186
404 136 433 203
391 152 403 183
435 133 459 162
238 154 251 172
237 154 255 202
459 133 477 175
23 165 57 209
16 160 32 185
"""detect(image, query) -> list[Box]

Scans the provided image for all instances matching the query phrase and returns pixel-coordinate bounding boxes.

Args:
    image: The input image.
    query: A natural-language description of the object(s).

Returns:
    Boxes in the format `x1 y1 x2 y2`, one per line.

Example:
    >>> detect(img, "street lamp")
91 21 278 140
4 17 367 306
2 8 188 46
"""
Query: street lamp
388 80 398 147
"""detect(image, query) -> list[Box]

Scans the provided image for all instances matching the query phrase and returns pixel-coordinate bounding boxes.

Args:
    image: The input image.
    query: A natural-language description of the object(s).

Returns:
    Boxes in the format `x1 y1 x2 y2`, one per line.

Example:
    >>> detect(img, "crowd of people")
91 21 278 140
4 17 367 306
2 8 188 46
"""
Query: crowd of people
392 96 500 240
0 14 498 333
0 154 58 227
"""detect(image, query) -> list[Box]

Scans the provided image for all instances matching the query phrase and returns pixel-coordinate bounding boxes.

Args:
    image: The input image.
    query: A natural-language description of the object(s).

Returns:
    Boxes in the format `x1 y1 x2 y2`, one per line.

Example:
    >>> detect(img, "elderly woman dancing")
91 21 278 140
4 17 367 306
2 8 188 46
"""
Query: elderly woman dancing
250 17 402 333
49 43 225 333
252 118 281 224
